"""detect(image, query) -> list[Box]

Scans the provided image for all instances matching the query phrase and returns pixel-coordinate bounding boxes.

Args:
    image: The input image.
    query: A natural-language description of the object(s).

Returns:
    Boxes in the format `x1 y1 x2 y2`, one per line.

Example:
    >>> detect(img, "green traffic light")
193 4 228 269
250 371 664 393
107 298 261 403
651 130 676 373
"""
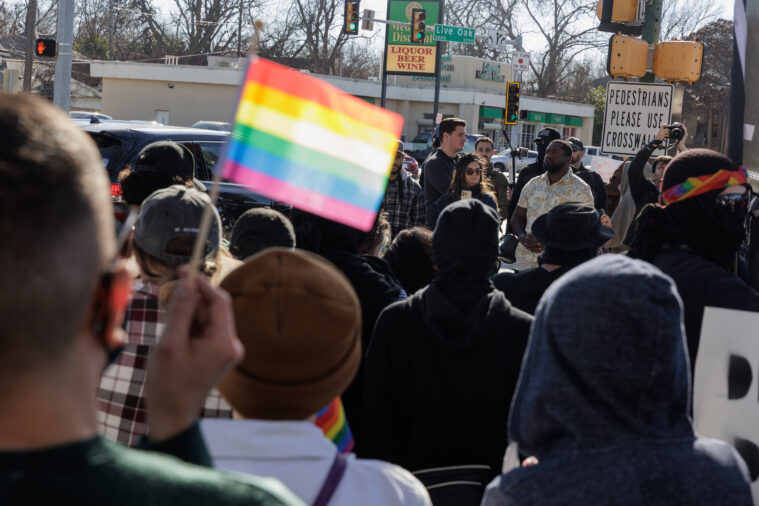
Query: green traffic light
349 22 357 31
416 32 422 39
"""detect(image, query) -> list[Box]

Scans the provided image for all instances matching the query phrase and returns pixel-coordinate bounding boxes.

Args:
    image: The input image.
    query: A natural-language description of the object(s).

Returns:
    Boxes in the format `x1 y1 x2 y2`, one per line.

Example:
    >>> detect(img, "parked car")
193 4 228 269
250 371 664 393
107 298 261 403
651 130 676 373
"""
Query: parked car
582 146 624 166
406 131 485 164
491 148 537 176
403 155 420 180
79 120 289 232
191 121 233 132
70 111 112 121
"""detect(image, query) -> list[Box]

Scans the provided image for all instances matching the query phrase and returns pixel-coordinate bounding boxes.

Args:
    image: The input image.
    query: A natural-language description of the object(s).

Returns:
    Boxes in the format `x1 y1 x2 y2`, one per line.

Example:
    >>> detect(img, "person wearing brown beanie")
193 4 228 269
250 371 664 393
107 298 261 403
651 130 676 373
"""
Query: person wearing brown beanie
628 148 759 372
201 248 431 506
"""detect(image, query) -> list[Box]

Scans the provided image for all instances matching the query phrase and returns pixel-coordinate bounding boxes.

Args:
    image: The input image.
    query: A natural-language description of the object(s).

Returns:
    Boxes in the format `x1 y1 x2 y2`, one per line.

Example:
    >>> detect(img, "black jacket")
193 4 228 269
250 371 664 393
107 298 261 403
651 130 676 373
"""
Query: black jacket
362 277 532 477
492 266 567 315
506 161 544 231
323 249 405 452
422 149 457 216
573 165 609 213
653 247 759 370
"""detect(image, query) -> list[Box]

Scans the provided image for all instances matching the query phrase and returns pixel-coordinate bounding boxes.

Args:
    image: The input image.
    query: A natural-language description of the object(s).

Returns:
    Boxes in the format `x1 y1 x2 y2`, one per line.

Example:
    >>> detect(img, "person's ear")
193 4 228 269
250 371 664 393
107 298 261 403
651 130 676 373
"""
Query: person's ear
90 262 132 349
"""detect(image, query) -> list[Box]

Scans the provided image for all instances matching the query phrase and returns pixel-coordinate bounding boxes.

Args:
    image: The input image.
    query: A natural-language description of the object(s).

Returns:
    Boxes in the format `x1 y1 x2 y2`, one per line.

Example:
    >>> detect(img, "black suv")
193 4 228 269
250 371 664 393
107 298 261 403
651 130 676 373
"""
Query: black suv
79 119 290 231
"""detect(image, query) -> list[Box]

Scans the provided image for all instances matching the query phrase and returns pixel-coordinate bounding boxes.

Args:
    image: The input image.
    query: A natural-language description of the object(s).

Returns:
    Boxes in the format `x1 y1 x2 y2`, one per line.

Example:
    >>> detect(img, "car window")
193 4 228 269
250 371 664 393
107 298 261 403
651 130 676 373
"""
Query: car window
197 142 224 172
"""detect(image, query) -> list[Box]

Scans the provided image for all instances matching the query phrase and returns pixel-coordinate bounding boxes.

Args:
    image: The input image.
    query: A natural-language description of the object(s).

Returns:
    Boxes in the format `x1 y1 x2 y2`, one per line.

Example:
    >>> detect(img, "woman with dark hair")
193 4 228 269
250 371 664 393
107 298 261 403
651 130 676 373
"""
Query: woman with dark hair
425 153 498 229
628 148 759 370
384 227 436 295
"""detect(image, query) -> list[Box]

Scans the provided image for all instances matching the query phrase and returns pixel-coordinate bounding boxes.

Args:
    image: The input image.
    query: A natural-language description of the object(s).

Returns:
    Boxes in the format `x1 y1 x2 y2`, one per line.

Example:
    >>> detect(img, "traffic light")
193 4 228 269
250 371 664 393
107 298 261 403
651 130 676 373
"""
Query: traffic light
411 9 425 44
652 39 703 84
343 1 359 35
505 82 520 125
35 39 57 57
596 0 640 24
606 33 648 80
596 0 644 35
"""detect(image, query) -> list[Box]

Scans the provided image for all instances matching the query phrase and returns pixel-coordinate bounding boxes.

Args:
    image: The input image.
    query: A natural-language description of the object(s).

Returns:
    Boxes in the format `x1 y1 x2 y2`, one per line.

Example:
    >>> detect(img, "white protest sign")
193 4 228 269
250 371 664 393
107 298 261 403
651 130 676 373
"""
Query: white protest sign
693 306 759 503
511 51 530 72
589 156 621 184
601 81 673 157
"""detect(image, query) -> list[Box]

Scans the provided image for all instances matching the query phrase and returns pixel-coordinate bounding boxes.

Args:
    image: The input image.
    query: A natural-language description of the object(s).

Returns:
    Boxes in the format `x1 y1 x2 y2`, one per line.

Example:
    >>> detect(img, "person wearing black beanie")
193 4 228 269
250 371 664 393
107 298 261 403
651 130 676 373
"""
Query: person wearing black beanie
628 148 759 370
363 199 533 493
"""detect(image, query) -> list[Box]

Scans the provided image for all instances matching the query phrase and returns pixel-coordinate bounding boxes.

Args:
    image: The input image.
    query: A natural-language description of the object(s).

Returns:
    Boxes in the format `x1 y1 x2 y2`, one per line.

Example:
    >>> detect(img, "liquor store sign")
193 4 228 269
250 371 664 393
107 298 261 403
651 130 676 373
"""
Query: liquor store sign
384 0 440 76
601 81 673 156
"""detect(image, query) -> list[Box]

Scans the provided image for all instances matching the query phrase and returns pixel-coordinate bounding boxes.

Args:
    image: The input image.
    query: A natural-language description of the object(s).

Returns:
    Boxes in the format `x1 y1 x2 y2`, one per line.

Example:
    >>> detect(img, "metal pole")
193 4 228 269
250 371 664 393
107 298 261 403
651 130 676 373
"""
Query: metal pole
53 0 74 111
640 0 663 83
108 0 114 60
431 0 444 127
23 0 37 92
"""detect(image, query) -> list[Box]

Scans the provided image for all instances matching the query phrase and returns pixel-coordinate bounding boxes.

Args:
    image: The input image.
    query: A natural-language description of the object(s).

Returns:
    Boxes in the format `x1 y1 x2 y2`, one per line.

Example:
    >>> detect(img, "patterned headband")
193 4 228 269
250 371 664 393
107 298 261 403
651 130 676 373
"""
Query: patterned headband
661 166 747 206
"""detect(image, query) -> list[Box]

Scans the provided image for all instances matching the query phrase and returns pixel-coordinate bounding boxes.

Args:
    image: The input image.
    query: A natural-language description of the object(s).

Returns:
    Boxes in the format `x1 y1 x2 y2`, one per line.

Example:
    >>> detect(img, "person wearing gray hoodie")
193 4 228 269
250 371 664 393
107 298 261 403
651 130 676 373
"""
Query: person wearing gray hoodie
482 254 753 506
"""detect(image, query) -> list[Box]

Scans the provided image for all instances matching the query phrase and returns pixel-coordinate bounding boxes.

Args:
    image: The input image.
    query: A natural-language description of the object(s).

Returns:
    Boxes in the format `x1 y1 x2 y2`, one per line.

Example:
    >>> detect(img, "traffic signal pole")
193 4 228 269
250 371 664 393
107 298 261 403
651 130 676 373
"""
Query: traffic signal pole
640 0 663 83
431 0 444 129
53 0 74 111
22 0 37 92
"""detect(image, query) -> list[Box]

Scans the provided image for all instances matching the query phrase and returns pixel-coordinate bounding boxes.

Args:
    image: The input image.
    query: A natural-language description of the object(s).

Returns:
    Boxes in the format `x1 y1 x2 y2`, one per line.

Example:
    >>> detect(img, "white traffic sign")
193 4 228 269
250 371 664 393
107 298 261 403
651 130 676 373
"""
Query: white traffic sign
601 81 674 156
487 29 511 50
510 51 530 71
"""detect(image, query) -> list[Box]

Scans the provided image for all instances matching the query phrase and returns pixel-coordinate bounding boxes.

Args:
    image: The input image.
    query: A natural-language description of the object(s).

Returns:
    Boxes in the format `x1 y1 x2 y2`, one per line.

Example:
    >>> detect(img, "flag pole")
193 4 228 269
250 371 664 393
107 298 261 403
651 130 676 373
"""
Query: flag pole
187 20 263 277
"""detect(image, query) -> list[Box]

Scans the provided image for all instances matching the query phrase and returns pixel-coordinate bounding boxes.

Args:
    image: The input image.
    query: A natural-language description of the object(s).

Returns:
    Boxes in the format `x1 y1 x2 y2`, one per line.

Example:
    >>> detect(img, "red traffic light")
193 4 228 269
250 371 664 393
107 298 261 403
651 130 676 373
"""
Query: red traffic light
35 39 57 57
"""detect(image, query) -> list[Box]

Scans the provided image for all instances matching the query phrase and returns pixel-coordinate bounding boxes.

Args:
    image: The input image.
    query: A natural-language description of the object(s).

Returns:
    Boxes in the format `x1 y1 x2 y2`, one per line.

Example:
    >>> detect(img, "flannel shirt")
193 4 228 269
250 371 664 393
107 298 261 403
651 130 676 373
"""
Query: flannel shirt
97 278 232 447
381 170 426 237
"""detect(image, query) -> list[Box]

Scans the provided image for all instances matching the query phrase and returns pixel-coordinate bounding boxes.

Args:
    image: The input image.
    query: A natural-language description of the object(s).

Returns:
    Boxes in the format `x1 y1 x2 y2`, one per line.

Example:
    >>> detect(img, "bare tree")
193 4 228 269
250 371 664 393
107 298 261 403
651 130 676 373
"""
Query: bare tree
660 0 721 41
518 0 604 98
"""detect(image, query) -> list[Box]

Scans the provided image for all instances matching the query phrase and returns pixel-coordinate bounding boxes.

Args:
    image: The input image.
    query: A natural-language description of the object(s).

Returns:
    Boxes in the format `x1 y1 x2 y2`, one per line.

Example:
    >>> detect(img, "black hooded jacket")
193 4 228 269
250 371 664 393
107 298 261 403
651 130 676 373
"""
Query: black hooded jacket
362 278 532 476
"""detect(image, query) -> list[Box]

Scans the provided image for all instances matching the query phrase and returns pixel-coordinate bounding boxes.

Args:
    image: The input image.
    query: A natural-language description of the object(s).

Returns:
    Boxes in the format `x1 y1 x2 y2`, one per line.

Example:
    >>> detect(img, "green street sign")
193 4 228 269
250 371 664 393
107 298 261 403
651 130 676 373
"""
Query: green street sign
433 24 475 44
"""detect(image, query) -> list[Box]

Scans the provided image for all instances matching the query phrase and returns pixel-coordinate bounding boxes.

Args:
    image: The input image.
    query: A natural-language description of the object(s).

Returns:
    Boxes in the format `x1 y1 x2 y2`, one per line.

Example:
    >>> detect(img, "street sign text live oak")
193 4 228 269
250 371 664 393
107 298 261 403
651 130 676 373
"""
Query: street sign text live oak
433 24 475 44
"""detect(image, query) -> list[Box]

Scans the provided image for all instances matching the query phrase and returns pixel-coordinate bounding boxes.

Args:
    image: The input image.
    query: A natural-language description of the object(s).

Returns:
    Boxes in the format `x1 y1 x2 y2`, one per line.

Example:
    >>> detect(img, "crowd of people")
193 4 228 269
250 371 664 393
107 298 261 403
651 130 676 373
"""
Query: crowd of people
1 93 757 506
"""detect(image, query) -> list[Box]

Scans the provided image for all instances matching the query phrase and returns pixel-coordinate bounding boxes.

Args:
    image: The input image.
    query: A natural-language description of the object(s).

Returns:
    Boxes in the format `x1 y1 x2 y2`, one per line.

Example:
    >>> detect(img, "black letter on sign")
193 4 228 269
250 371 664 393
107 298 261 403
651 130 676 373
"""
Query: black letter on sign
734 438 759 482
727 354 751 400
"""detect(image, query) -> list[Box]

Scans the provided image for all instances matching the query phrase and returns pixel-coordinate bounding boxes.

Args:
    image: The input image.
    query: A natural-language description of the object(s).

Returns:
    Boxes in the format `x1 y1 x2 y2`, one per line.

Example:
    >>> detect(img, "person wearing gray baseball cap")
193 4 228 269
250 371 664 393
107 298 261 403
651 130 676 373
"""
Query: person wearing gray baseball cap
119 141 206 207
97 185 235 447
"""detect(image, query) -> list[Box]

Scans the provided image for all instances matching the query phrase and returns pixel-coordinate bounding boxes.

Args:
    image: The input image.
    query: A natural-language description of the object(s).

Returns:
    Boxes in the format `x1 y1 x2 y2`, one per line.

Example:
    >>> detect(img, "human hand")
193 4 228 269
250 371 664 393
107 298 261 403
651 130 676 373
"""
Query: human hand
522 233 544 253
145 267 244 441
600 211 612 229
655 124 670 142
677 123 689 151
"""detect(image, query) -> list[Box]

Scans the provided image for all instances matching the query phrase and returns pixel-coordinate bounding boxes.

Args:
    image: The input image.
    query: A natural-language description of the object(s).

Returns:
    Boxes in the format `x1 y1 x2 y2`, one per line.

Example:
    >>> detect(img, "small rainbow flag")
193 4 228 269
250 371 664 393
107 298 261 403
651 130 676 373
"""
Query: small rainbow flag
220 58 404 231
314 397 354 453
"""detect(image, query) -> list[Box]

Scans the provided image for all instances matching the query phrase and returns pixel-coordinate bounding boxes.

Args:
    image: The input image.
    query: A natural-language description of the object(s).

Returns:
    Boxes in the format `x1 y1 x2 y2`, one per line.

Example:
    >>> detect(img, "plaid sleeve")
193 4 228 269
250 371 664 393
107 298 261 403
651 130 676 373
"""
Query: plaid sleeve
411 181 426 227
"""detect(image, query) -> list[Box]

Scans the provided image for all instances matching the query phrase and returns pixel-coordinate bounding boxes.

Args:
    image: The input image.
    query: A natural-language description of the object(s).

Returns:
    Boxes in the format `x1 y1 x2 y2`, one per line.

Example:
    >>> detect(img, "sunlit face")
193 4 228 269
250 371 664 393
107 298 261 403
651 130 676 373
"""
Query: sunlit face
389 152 403 180
464 161 482 188
444 126 467 153
654 160 669 184
475 141 494 163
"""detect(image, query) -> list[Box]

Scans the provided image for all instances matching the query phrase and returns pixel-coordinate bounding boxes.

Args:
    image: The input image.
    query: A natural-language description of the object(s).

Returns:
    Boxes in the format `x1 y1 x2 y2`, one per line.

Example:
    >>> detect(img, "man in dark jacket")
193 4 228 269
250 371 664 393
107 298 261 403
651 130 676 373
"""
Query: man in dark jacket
293 212 405 451
628 149 759 370
506 127 561 232
492 203 613 314
567 137 609 213
363 199 532 479
482 255 753 506
422 118 467 216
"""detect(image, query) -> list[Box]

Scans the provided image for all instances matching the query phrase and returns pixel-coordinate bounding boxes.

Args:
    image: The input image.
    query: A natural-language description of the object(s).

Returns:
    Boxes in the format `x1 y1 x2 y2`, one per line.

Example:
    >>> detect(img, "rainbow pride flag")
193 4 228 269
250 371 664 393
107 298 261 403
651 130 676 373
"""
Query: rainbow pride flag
220 58 404 231
314 397 354 453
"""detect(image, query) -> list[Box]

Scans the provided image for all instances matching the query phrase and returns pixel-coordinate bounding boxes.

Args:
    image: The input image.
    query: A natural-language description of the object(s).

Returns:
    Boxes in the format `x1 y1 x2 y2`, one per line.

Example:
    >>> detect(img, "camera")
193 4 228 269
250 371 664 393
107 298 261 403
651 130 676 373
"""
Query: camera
667 122 685 142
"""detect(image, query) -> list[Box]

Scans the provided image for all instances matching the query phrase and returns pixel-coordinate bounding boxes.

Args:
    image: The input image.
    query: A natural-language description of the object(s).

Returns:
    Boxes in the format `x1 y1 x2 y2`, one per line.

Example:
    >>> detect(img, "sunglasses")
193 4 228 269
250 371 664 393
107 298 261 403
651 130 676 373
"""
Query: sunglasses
715 192 749 211
465 168 482 176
